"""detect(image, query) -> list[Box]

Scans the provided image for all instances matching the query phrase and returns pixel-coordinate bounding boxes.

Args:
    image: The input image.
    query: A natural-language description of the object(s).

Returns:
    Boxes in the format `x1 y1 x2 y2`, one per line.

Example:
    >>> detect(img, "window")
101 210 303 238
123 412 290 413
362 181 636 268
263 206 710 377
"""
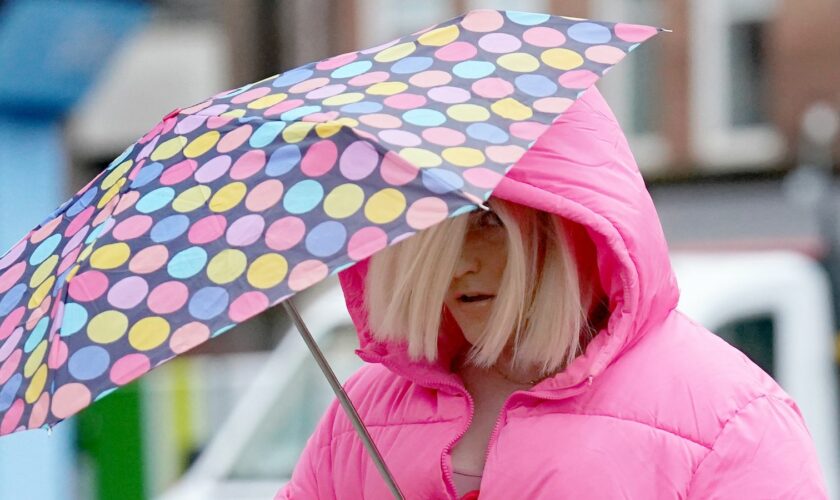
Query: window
716 314 775 377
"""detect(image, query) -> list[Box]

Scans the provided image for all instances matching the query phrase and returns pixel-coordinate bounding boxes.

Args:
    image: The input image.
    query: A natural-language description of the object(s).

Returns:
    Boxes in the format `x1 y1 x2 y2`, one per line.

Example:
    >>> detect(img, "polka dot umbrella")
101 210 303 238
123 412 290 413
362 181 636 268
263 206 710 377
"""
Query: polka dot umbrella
0 9 664 497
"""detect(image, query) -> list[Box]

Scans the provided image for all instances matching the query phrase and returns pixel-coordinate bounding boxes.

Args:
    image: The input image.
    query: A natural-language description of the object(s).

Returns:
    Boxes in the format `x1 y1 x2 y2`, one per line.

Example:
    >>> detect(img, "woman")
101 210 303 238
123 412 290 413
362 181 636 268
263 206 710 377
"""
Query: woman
276 86 827 499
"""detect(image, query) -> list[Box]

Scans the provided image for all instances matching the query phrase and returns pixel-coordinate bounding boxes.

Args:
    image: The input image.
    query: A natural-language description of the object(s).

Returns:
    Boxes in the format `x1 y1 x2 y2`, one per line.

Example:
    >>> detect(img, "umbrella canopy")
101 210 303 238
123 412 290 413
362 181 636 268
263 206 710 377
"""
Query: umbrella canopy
0 9 662 440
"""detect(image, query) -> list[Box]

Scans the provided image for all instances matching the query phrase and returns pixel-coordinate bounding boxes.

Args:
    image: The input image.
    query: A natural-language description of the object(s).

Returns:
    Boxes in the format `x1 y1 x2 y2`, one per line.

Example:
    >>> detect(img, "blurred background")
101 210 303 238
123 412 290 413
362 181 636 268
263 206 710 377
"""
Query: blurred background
0 0 838 498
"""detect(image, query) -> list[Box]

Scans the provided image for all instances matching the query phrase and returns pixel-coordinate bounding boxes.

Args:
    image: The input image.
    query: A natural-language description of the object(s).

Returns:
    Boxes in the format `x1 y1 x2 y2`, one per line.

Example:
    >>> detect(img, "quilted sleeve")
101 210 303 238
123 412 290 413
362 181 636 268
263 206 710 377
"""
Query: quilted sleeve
686 395 828 499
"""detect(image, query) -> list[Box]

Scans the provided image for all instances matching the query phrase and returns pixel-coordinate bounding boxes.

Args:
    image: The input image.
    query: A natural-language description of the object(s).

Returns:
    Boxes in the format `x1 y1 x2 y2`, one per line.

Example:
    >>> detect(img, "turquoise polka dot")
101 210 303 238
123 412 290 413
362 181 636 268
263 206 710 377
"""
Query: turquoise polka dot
135 187 176 214
450 205 478 217
29 234 61 266
506 11 550 25
331 61 373 79
61 302 88 337
266 145 301 176
167 247 208 279
283 179 324 214
403 108 446 127
24 317 49 353
452 61 496 79
250 122 287 148
568 22 612 44
280 105 322 121
273 68 314 87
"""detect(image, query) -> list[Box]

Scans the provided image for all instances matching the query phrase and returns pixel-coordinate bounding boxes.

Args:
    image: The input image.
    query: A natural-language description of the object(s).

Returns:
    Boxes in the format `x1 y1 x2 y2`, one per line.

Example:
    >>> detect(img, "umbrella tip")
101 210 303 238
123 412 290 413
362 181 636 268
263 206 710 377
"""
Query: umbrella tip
659 27 673 33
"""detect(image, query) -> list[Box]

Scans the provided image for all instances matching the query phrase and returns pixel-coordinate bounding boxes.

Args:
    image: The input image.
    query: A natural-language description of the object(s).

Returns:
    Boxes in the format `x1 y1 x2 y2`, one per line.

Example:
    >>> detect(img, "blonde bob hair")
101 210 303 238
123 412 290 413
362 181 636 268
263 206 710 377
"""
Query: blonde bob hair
365 197 599 376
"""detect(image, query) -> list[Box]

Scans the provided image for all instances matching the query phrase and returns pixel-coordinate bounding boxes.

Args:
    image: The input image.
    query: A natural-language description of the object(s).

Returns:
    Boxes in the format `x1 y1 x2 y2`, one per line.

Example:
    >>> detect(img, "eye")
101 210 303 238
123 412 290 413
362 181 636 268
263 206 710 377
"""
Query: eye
474 210 503 228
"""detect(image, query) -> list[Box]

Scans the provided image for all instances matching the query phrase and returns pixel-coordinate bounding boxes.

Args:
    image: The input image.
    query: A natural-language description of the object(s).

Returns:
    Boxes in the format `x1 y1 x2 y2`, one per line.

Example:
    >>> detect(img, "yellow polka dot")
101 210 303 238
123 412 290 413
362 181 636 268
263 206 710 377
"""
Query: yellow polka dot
64 264 81 283
541 48 584 70
491 98 533 120
418 25 460 46
90 242 131 270
366 82 409 96
88 310 129 344
442 147 486 167
365 188 407 224
315 121 343 138
247 93 287 109
207 249 248 284
374 42 416 62
221 108 246 119
497 53 540 72
151 136 188 161
184 131 221 158
25 364 48 404
24 341 47 378
324 183 365 219
322 92 365 106
28 276 54 309
30 255 58 288
77 244 94 264
97 178 126 209
172 185 212 213
100 160 132 190
335 117 359 127
399 148 442 168
447 104 491 122
128 317 170 351
209 182 247 213
247 254 288 289
282 122 316 143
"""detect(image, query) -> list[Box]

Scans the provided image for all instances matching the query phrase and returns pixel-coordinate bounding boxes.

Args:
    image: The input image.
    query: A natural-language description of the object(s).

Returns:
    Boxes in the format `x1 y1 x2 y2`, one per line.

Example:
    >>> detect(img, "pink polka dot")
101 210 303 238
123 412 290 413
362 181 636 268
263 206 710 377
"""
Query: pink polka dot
487 145 527 164
228 291 270 323
305 83 346 100
302 111 340 123
288 77 329 93
316 51 358 70
558 69 600 89
409 70 452 88
472 77 515 99
462 9 504 32
217 125 253 154
361 38 398 55
378 130 422 147
478 33 521 54
113 190 140 216
265 217 305 251
230 86 271 104
301 140 338 177
464 167 505 189
207 115 236 130
523 27 566 47
348 71 390 86
0 349 21 385
109 354 151 386
406 197 449 230
0 240 26 271
288 260 329 291
347 227 389 261
615 23 659 43
160 159 198 186
169 322 211 354
92 199 118 227
435 41 478 62
181 99 212 114
188 215 227 245
359 113 403 129
422 127 467 147
384 93 427 110
28 392 50 429
510 121 549 141
147 281 189 315
112 215 153 241
68 271 109 302
107 276 149 309
26 300 48 331
226 214 266 247
533 97 574 114
47 338 68 369
0 327 21 362
195 156 232 184
585 45 626 64
339 141 379 181
245 179 283 212
0 307 23 342
380 151 419 186
60 230 86 260
128 245 169 274
0 262 25 294
230 150 267 180
174 114 208 135
1 399 23 435
50 382 92 419
265 99 304 118
65 206 94 237
31 216 62 244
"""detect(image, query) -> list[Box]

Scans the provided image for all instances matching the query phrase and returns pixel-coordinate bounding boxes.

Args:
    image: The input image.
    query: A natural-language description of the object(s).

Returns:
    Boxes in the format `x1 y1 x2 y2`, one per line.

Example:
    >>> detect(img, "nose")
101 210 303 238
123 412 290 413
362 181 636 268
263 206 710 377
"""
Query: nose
452 251 480 279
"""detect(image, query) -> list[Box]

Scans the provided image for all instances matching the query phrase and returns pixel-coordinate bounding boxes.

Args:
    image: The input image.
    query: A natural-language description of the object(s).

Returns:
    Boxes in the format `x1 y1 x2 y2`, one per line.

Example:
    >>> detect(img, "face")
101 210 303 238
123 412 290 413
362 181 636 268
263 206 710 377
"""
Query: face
443 208 508 345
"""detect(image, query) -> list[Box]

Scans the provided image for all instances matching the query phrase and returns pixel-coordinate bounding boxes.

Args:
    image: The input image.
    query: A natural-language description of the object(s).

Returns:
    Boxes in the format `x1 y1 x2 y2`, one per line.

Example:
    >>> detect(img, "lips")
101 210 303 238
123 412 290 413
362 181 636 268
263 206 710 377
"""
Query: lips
457 293 495 303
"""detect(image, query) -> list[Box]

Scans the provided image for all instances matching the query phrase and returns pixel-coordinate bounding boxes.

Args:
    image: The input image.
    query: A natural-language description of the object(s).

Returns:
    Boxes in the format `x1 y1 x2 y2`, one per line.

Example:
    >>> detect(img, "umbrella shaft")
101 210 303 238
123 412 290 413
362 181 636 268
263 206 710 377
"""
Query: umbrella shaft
282 300 405 500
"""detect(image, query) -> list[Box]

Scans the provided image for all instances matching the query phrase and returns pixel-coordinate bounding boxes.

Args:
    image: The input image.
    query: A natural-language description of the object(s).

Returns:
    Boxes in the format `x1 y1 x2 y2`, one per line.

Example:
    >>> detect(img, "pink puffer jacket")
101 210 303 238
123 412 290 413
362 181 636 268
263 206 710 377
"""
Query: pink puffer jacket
276 86 827 499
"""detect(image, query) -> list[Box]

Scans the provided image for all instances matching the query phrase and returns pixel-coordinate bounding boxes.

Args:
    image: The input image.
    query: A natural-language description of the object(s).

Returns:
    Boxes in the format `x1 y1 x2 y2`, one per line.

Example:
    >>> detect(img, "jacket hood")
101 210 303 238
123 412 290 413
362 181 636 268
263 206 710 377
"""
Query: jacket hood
338 86 680 394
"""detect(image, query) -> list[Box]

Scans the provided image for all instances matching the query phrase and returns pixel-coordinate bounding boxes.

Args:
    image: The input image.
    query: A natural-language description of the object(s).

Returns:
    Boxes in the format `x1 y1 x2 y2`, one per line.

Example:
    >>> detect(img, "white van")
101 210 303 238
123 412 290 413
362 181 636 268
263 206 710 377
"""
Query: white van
160 250 840 499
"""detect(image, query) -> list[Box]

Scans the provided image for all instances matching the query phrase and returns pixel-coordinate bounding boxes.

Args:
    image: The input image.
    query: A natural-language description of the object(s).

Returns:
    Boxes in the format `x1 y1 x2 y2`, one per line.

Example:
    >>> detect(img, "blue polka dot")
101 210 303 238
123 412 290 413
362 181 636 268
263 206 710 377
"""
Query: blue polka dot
273 68 314 88
514 74 558 97
188 287 229 320
29 234 61 266
280 105 322 121
84 223 108 245
61 303 88 337
452 61 496 79
283 180 324 214
391 56 434 74
68 346 110 381
568 22 612 44
211 323 236 338
23 318 49 353
249 122 286 148
466 123 509 144
151 214 190 243
110 144 135 169
130 162 164 189
222 83 254 98
331 61 373 79
506 11 550 25
305 221 347 258
0 284 26 316
266 145 301 177
167 247 208 279
0 374 22 412
66 187 97 217
135 187 175 214
403 108 447 127
94 387 118 402
341 101 383 114
422 169 464 194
